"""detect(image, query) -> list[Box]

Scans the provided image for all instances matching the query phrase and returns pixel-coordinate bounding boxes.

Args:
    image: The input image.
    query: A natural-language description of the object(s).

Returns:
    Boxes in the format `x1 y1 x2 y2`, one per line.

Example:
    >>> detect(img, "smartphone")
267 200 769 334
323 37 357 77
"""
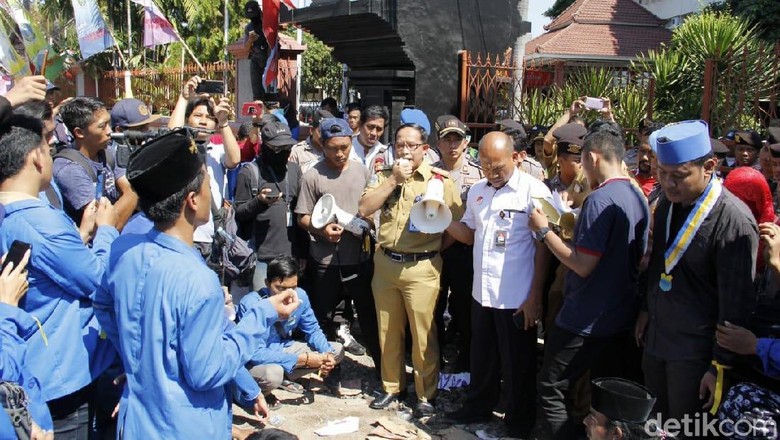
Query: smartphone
242 102 263 117
96 172 105 200
195 80 225 95
2 240 31 273
264 188 282 199
584 97 604 110
512 311 526 330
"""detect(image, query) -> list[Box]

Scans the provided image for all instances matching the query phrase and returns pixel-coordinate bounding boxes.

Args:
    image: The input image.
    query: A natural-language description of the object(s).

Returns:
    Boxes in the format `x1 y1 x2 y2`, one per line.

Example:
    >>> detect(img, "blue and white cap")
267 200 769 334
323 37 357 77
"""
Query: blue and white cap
650 120 711 165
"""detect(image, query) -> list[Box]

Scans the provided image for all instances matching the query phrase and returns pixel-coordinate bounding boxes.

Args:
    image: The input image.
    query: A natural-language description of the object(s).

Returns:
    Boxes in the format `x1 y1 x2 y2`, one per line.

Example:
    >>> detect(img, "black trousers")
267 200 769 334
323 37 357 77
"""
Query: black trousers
538 324 619 440
434 243 474 364
643 351 712 434
249 53 268 101
305 259 381 368
465 299 537 436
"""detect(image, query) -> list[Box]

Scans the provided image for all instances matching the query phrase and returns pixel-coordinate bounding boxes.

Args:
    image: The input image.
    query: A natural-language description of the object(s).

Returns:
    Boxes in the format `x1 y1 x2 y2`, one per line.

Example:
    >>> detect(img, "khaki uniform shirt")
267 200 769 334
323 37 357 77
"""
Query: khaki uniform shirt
521 156 546 181
363 161 463 253
432 157 483 205
288 138 322 174
546 169 591 209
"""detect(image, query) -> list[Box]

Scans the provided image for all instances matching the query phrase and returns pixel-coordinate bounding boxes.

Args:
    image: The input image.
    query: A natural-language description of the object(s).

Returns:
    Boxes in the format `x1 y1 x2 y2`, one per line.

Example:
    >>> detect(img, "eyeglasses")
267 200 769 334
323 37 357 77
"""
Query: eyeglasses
395 143 425 152
480 163 507 175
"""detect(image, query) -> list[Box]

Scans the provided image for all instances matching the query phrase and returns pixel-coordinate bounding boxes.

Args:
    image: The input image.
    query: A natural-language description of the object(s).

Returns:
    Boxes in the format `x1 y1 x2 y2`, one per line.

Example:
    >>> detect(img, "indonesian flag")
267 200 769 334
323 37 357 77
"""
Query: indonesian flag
131 0 180 48
261 0 295 88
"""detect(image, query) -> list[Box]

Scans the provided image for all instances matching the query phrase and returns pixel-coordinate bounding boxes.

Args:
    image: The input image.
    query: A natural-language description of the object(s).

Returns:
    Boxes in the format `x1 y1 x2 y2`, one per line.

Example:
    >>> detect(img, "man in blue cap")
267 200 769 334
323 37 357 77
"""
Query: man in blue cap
636 120 758 425
295 117 381 364
110 98 161 133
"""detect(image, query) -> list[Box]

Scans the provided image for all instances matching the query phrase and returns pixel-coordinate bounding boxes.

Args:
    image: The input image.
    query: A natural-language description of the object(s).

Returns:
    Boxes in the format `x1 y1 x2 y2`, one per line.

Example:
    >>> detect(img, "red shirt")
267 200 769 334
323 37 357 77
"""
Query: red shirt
239 139 260 163
633 171 656 197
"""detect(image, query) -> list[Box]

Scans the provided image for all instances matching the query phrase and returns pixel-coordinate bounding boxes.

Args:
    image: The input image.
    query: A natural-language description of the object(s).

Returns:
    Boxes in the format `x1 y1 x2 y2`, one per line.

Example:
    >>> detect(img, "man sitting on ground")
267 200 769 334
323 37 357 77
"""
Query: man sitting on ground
237 256 345 407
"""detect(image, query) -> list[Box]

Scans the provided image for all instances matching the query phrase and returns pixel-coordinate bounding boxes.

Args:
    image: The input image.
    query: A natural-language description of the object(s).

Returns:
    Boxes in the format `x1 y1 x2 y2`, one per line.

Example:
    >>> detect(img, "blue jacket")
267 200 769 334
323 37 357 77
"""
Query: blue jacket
0 198 117 401
94 229 278 439
757 338 780 378
0 303 53 432
237 288 334 373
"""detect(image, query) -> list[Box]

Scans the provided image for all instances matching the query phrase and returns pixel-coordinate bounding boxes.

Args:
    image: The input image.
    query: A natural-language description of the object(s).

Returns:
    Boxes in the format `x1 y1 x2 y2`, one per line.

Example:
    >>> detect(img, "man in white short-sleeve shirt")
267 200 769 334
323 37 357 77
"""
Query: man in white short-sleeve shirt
446 131 551 439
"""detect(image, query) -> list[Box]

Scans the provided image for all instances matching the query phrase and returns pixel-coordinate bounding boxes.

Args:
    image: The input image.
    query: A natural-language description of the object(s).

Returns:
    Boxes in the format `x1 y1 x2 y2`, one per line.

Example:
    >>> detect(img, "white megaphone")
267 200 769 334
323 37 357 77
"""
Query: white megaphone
311 193 369 236
410 175 452 234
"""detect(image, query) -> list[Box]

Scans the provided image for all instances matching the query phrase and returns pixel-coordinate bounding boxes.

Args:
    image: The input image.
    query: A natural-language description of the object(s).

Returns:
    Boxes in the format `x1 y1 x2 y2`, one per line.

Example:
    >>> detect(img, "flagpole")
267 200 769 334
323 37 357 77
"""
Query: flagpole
123 0 134 98
223 0 228 89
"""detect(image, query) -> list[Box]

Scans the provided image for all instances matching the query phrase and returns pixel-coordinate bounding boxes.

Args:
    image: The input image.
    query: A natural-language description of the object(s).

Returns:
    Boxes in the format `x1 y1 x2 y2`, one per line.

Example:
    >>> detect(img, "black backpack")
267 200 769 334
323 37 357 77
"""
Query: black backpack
208 199 257 287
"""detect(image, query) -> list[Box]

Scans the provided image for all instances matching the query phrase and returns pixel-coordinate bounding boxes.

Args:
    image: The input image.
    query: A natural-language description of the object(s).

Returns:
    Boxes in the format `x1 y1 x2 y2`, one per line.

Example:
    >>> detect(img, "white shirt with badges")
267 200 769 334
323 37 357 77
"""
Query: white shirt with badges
350 137 389 170
461 169 552 310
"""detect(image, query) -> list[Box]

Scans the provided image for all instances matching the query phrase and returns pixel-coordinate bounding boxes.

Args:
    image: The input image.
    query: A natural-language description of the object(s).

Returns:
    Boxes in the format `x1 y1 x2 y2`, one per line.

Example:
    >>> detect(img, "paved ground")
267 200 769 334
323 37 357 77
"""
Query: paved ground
230 343 549 440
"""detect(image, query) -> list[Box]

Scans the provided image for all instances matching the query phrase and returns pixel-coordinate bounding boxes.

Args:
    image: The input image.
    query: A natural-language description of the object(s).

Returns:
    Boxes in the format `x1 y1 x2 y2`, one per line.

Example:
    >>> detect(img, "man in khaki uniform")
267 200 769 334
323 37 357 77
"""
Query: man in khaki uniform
431 115 482 372
546 123 591 210
289 109 333 174
359 123 463 418
498 119 546 181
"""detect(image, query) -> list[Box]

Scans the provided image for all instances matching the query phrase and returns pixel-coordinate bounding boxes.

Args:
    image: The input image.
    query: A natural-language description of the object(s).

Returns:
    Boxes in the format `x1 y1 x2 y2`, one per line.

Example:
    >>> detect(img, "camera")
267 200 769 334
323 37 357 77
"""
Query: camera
111 128 177 168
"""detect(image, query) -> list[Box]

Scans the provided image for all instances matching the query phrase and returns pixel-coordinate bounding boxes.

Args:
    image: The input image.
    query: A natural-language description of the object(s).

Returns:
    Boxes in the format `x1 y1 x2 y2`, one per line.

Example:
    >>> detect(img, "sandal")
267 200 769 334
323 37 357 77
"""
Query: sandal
265 393 283 411
278 379 305 395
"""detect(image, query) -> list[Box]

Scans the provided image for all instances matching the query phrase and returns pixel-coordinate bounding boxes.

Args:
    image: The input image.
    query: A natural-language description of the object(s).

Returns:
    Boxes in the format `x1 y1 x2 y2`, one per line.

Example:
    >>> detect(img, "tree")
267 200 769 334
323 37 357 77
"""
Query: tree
707 0 780 43
633 10 777 135
544 0 576 19
293 29 342 98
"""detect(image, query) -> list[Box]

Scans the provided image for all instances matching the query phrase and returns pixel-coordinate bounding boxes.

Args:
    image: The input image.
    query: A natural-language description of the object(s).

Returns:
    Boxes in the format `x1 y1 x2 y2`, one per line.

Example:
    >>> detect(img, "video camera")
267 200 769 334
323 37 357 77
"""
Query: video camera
111 127 213 168
111 128 174 168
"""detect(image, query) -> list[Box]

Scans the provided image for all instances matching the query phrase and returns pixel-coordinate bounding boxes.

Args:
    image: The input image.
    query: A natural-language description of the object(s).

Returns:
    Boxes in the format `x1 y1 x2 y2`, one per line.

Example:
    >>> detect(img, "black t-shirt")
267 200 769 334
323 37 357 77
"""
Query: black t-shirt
557 179 650 337
244 23 269 58
233 160 302 260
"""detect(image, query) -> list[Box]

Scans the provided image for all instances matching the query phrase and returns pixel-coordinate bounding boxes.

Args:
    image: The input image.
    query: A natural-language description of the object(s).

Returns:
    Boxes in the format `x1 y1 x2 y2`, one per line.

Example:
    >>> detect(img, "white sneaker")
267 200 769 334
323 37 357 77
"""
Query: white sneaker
337 323 366 356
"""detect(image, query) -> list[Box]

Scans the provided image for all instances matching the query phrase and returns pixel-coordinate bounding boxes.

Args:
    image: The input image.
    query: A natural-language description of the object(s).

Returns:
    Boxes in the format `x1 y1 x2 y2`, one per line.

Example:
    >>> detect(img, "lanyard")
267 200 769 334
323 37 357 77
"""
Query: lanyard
265 163 290 209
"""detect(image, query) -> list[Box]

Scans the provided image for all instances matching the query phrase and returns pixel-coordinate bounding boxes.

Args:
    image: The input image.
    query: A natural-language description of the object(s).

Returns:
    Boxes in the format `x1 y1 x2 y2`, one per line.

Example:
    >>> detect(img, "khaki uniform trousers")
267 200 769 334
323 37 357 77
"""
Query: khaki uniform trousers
372 251 442 401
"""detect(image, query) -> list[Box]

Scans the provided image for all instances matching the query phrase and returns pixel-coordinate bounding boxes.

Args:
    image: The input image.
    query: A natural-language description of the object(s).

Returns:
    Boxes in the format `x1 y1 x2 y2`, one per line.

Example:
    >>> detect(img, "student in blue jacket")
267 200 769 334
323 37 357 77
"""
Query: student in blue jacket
0 113 120 436
93 129 300 439
0 205 52 440
237 256 344 407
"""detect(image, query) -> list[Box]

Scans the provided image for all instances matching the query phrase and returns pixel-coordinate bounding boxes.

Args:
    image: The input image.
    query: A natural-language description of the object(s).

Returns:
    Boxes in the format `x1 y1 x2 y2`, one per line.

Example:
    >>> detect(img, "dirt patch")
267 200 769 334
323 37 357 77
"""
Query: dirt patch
231 346 542 440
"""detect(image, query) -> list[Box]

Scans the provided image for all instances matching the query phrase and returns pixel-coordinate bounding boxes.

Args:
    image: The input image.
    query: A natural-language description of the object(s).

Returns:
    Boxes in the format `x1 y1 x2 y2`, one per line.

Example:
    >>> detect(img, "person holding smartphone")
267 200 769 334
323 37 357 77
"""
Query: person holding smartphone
445 131 552 438
0 113 119 438
0 238 54 440
244 0 269 101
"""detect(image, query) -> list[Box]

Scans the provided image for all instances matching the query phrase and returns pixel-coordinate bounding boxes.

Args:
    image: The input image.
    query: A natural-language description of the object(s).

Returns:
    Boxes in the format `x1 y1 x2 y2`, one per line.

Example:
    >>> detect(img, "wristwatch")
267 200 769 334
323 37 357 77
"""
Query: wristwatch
534 227 551 242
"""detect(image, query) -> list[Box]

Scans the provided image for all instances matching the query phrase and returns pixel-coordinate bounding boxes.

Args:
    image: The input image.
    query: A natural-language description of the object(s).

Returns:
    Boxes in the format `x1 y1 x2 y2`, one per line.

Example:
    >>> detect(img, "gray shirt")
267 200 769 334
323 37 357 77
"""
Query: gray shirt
295 160 371 265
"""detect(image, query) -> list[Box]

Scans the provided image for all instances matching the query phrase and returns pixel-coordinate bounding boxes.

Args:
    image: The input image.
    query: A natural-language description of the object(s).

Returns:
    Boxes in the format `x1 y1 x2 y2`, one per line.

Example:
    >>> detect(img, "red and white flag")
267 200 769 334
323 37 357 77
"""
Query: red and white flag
131 0 180 48
261 0 295 88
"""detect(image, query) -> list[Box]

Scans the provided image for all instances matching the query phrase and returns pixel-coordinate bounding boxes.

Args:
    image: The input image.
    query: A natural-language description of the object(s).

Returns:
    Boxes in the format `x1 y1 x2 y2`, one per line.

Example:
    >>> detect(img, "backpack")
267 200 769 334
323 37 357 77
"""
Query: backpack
235 160 264 240
53 148 116 182
207 199 257 287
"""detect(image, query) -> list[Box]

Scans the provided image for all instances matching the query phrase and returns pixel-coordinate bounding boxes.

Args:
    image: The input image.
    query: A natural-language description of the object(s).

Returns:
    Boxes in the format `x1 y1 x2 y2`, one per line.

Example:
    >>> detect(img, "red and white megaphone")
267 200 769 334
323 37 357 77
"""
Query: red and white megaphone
410 175 452 234
311 193 369 236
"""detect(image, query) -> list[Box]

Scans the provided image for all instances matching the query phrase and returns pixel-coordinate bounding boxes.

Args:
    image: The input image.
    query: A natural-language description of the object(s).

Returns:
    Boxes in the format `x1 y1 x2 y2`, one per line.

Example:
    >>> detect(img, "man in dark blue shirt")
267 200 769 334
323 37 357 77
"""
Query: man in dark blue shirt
529 121 650 439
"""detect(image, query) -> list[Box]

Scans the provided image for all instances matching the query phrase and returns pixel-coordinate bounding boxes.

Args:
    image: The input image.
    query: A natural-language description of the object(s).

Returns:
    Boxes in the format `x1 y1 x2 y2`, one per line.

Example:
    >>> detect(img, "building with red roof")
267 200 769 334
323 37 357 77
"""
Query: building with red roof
524 0 672 87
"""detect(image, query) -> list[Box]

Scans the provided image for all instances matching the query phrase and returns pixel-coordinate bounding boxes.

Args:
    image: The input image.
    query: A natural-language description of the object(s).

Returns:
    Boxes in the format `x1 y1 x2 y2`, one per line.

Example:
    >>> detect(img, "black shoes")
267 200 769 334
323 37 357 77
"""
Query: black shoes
413 401 435 418
445 406 492 424
369 391 406 409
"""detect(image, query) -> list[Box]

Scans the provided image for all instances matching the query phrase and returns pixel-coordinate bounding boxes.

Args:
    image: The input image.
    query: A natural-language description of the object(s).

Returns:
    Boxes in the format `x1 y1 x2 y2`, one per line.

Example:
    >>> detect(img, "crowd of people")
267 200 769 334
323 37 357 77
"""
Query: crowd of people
0 73 778 440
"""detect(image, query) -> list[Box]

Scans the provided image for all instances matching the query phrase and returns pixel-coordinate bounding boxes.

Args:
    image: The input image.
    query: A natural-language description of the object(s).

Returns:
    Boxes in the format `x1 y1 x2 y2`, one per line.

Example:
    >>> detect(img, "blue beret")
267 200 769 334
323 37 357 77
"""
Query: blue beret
401 109 431 136
320 118 353 141
650 120 711 165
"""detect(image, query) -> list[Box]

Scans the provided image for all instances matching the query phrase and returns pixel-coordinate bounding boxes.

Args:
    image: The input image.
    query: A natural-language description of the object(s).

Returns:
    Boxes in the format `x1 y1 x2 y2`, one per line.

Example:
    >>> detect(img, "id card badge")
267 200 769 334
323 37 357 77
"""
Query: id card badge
494 230 507 248
286 210 293 228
